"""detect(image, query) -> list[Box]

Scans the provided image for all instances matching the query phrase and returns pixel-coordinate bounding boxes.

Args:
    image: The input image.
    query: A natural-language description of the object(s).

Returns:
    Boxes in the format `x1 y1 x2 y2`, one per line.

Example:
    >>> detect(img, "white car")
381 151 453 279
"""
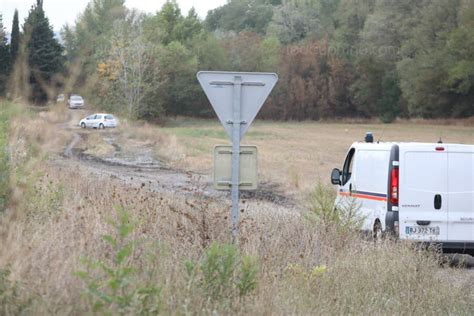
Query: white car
331 133 474 253
79 114 118 129
68 95 85 109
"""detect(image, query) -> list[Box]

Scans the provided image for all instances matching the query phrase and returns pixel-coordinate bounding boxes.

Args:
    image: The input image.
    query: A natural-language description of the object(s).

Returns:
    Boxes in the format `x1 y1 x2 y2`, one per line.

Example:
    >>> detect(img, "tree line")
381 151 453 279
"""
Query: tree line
1 0 473 121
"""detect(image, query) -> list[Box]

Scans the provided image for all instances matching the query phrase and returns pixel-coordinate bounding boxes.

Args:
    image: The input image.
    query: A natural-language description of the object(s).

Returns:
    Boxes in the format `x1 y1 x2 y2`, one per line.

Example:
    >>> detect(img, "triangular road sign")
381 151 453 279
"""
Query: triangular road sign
197 71 278 140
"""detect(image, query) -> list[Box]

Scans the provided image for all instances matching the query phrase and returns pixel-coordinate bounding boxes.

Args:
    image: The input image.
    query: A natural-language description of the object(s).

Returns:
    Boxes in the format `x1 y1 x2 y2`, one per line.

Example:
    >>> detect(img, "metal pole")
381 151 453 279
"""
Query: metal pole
231 76 242 242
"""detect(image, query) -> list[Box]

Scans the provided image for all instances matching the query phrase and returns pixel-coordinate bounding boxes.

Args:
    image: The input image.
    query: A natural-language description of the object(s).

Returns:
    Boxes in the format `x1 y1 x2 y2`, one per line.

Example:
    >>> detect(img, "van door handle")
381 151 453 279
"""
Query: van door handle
434 194 442 210
417 221 431 226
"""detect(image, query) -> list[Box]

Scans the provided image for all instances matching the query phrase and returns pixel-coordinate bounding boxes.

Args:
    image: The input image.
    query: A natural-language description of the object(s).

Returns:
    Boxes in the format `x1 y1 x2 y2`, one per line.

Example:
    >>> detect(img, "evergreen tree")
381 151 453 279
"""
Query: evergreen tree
0 13 10 95
23 0 64 103
10 10 20 64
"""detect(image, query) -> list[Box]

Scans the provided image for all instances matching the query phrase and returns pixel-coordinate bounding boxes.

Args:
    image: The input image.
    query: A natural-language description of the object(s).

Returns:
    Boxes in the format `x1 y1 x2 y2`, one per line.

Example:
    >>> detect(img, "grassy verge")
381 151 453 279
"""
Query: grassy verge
0 108 9 212
0 101 17 212
0 107 472 314
0 161 472 314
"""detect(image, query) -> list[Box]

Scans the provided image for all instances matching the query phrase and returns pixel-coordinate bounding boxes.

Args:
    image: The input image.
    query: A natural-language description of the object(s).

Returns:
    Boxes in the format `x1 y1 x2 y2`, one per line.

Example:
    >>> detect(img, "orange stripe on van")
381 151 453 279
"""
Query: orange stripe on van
338 192 387 202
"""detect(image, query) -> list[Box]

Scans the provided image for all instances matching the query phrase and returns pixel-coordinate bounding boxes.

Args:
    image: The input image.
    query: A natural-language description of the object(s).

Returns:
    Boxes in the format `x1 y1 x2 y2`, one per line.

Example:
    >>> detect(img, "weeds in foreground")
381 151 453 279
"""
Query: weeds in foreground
0 268 30 315
76 207 161 314
0 102 13 212
185 243 258 303
307 181 363 231
75 207 259 314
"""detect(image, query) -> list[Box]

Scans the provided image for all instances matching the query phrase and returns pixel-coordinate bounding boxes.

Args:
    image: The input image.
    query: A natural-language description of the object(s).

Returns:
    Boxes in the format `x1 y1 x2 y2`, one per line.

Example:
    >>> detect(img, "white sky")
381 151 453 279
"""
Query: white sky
1 0 227 32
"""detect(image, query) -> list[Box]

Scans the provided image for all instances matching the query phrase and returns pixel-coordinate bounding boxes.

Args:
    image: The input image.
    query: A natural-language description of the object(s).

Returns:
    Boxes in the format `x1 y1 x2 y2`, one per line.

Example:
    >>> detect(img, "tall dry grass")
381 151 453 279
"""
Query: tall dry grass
0 104 472 314
119 120 186 165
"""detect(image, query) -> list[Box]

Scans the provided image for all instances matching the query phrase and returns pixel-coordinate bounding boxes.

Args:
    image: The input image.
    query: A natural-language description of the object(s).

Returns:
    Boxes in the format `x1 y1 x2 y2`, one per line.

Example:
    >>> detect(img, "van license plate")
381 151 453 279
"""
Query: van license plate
405 226 440 235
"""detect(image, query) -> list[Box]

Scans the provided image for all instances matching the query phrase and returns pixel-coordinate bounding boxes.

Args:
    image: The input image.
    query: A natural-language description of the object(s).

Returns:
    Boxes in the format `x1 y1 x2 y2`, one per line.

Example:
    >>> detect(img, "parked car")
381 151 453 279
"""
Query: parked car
79 113 118 129
56 94 65 103
68 95 85 109
331 133 474 253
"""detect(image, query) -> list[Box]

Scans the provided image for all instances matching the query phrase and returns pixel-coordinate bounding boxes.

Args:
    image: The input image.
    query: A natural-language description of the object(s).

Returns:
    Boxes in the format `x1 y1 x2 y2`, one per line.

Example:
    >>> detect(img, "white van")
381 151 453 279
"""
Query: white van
331 133 474 253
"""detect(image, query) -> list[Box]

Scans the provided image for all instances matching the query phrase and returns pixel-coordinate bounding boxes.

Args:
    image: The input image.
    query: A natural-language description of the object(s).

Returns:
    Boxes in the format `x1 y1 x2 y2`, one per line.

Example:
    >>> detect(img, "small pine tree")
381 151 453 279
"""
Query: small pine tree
23 0 64 103
10 10 20 64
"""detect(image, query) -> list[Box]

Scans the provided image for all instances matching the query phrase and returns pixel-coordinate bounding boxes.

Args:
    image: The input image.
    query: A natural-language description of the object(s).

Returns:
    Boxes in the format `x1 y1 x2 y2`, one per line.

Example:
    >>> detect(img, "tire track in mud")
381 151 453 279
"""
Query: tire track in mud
64 133 81 158
62 130 296 207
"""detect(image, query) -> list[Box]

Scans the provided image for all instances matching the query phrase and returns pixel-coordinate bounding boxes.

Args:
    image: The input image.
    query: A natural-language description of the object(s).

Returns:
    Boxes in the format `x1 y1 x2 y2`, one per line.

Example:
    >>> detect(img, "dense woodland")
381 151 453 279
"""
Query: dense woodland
0 0 473 122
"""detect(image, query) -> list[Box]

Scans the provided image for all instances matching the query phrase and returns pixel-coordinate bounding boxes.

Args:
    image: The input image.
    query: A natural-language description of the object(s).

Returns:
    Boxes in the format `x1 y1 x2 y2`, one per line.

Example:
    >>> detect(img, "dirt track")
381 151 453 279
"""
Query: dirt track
57 110 295 207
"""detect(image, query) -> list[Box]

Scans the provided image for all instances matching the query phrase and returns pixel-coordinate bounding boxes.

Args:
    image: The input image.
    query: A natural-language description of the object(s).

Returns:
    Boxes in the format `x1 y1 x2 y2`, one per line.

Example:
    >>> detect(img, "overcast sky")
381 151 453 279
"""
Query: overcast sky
1 0 227 33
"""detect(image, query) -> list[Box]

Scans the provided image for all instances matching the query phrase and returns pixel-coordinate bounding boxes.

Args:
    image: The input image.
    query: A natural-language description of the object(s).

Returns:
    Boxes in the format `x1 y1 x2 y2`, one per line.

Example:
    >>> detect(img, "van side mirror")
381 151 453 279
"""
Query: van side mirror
331 168 342 185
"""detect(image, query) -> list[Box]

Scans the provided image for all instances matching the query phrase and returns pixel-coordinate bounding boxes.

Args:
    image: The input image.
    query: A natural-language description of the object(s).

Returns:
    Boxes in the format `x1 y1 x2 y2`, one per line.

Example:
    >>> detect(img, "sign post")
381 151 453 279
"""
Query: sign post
197 71 278 241
230 76 242 240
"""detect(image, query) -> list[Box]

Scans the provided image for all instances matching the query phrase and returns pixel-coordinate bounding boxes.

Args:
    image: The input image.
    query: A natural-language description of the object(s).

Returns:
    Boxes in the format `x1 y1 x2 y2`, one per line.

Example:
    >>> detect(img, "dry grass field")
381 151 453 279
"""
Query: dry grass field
0 102 473 314
157 118 474 193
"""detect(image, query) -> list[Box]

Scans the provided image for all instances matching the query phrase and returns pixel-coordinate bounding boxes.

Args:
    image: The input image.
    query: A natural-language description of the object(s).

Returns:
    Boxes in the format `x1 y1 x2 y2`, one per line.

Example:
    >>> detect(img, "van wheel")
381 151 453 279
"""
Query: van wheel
373 221 383 243
81 122 86 129
99 123 104 129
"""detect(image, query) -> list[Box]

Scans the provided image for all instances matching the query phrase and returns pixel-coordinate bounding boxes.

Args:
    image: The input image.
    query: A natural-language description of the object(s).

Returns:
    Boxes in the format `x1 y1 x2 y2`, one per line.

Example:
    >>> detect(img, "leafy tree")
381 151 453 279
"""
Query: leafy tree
100 12 159 119
442 0 474 117
361 0 423 59
267 38 353 120
157 41 199 116
206 0 275 34
23 0 64 103
193 33 228 72
348 0 421 121
175 8 203 43
268 1 322 44
62 0 126 89
260 36 281 71
146 0 183 45
318 0 341 31
144 1 203 45
377 71 403 122
10 10 20 65
332 0 375 60
0 14 11 96
141 2 211 117
222 32 267 71
397 0 461 118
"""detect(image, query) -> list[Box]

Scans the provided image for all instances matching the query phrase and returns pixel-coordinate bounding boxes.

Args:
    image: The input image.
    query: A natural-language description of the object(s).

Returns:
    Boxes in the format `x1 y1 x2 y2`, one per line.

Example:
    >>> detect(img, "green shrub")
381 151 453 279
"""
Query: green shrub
76 207 161 314
0 101 24 212
185 243 258 304
0 103 11 212
307 181 364 231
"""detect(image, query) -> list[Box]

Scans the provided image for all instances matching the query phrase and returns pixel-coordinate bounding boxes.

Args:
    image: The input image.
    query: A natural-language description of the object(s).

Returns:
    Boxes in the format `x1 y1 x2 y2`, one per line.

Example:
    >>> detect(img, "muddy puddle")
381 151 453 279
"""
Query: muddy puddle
62 131 296 207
